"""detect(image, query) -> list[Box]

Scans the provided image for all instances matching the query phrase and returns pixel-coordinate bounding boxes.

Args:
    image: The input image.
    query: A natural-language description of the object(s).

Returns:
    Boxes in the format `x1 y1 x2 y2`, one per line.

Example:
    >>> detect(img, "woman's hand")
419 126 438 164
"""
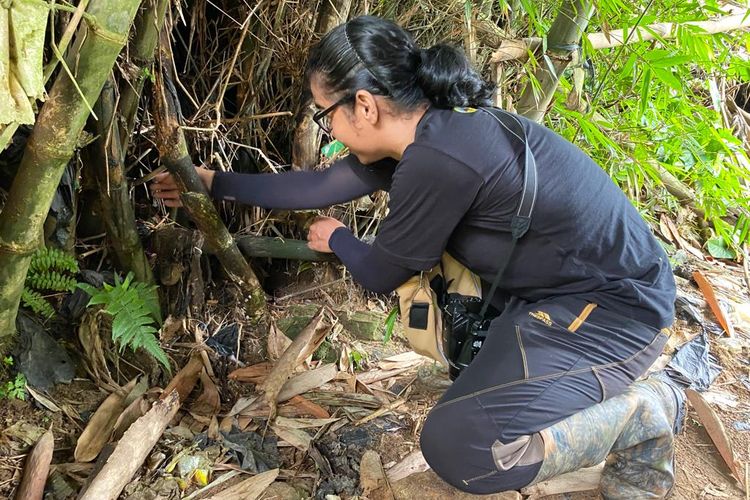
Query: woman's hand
149 166 215 207
307 216 345 253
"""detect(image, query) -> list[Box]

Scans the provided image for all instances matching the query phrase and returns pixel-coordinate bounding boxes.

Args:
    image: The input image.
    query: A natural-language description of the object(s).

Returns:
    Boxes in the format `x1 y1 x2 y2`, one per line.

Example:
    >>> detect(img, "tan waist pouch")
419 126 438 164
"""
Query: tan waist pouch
395 253 481 365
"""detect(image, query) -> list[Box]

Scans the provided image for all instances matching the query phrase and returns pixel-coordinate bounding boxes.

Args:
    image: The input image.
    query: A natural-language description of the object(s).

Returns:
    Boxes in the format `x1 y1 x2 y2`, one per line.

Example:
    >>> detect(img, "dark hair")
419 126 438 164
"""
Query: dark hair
305 15 495 111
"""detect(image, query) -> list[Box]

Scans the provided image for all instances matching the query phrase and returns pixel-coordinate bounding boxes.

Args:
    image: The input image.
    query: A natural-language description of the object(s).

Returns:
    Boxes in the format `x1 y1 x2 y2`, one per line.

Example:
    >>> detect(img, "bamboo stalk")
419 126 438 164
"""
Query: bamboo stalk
491 10 750 63
152 28 266 318
117 0 169 150
516 0 594 122
0 0 143 350
93 77 154 283
291 0 352 171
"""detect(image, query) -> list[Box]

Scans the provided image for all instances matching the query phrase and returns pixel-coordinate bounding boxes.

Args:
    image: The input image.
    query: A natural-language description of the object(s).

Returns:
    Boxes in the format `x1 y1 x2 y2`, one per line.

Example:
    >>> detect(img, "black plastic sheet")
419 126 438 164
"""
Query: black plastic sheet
15 312 75 389
665 329 722 391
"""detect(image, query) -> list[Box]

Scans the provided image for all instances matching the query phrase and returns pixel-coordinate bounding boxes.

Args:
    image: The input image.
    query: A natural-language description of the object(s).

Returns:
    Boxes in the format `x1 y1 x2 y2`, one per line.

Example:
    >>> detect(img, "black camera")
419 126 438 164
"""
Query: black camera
439 291 499 380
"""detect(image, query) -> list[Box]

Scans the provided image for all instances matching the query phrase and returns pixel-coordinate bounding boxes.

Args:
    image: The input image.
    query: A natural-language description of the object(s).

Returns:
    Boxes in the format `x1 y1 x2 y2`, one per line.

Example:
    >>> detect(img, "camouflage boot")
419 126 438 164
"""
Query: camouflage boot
530 377 685 499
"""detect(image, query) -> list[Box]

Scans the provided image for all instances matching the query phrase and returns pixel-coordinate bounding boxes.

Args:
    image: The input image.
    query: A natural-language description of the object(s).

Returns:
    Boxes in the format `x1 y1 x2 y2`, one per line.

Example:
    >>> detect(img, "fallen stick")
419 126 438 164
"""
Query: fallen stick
521 463 603 498
386 450 430 483
15 430 54 500
78 391 180 500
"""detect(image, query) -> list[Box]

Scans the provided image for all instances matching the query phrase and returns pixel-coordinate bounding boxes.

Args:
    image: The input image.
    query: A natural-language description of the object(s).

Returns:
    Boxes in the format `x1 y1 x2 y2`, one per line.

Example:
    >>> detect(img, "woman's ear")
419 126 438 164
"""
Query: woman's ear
354 89 379 126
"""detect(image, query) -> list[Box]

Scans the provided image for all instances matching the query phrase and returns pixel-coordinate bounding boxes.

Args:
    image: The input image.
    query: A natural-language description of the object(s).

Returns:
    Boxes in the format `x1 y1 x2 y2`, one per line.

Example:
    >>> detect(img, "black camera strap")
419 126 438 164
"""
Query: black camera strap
477 108 538 319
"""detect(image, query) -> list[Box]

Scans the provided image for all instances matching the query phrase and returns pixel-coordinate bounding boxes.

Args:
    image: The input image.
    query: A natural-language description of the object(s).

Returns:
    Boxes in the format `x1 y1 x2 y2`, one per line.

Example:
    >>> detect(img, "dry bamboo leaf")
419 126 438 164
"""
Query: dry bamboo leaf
16 430 54 500
659 214 675 244
79 392 181 500
357 367 416 385
379 351 428 369
663 217 704 260
227 396 258 417
111 395 149 442
354 399 406 427
685 389 743 482
190 369 221 420
25 384 61 412
271 424 312 451
274 416 340 429
162 354 204 402
260 310 329 418
74 378 137 462
267 321 292 361
276 363 338 402
204 468 279 500
285 395 330 418
693 271 736 336
294 311 332 364
228 362 272 384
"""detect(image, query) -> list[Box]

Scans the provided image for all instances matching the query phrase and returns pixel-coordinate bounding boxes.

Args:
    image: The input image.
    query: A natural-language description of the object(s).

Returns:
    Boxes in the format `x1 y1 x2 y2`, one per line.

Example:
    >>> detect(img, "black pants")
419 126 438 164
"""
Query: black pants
419 295 668 494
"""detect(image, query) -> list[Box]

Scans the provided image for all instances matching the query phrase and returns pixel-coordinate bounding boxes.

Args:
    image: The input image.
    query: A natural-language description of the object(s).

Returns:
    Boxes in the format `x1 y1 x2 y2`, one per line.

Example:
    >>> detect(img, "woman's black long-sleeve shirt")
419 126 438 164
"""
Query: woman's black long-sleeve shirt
211 107 676 329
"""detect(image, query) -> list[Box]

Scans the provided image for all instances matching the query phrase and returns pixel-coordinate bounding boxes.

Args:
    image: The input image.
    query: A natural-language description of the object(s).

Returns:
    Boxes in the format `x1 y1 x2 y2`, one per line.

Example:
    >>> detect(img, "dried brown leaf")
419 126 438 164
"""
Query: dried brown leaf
190 369 221 419
228 362 272 384
685 389 743 482
267 321 292 361
693 271 736 336
162 354 204 402
260 309 330 418
204 468 279 500
75 378 137 462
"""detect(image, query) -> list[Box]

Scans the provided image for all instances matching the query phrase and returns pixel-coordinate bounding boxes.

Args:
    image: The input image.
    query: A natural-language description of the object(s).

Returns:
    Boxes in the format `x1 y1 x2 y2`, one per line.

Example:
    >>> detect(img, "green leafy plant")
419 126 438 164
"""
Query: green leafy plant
21 289 56 319
78 272 171 373
520 0 750 255
382 305 399 344
21 247 79 318
0 373 27 401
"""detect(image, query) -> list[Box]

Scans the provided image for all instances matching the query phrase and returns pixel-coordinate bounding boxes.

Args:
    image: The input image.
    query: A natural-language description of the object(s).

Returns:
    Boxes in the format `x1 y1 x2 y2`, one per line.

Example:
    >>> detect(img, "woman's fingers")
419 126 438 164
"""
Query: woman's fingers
148 171 184 207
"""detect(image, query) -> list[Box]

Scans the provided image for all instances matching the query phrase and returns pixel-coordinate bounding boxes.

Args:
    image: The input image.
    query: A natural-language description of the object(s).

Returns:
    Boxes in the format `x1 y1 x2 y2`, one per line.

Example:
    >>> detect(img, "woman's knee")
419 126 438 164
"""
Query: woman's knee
419 407 541 494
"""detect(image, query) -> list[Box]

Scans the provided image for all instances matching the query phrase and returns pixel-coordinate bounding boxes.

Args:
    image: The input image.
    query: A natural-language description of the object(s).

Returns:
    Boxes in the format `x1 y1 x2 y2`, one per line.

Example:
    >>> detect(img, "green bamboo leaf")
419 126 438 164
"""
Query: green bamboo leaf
706 238 736 260
382 305 399 344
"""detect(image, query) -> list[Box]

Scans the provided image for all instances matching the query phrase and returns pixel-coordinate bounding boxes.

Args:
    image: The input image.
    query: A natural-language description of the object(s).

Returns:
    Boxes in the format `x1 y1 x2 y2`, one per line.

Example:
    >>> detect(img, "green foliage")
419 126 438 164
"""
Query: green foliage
706 237 736 259
382 305 399 344
26 270 77 292
21 289 56 319
528 0 750 255
349 348 366 370
0 373 27 401
21 247 80 318
28 247 79 275
78 272 170 373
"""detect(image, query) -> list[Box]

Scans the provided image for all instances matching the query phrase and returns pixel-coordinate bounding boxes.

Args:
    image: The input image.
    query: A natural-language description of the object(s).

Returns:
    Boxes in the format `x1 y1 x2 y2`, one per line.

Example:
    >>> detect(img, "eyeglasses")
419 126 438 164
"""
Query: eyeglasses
312 94 352 135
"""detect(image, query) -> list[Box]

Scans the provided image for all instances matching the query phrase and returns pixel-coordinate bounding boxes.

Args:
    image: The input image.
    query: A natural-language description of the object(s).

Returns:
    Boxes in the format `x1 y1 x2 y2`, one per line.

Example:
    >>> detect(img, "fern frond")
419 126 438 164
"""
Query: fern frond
82 273 169 373
21 289 55 319
26 270 77 292
28 247 79 275
136 332 171 373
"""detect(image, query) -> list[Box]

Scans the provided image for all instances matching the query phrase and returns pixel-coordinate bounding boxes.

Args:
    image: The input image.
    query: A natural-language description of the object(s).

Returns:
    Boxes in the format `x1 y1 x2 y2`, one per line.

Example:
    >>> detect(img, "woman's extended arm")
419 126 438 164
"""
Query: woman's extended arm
150 155 396 210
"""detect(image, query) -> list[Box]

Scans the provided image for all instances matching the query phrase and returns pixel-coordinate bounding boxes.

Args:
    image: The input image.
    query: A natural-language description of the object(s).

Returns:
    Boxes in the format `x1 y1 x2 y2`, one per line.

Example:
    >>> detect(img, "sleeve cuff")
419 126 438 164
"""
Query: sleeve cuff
328 226 353 254
210 171 236 201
